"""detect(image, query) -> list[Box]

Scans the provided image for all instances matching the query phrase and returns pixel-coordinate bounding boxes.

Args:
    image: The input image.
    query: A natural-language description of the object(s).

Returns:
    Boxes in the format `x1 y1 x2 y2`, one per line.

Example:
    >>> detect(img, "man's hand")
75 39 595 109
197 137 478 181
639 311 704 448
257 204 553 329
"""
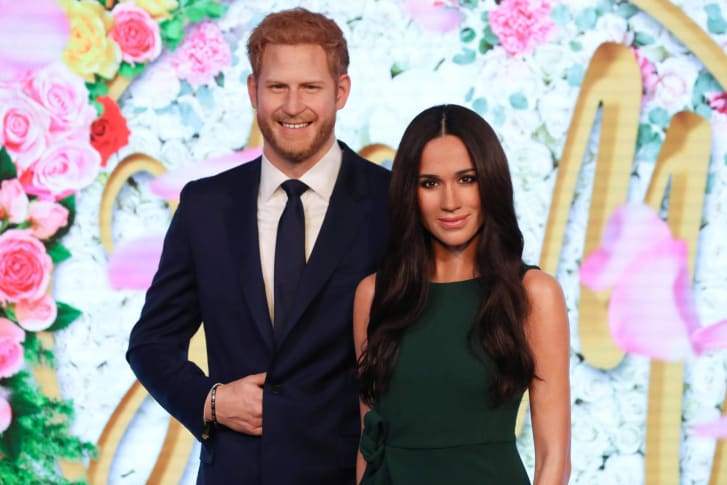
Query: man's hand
205 372 266 435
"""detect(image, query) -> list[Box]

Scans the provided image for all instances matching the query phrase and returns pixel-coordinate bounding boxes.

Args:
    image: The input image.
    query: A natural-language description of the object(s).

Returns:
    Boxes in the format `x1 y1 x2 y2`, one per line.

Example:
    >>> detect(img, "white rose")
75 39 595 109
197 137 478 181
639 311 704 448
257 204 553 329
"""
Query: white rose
616 388 648 425
652 56 701 113
160 139 191 171
614 422 643 454
595 13 632 45
602 453 645 485
128 60 180 109
571 404 614 471
571 359 615 404
680 435 715 485
537 81 578 140
507 141 553 188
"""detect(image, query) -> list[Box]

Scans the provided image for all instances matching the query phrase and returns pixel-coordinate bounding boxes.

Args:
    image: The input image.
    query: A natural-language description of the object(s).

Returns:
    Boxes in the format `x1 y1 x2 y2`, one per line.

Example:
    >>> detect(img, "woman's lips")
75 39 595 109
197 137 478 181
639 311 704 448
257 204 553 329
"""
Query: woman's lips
438 214 469 229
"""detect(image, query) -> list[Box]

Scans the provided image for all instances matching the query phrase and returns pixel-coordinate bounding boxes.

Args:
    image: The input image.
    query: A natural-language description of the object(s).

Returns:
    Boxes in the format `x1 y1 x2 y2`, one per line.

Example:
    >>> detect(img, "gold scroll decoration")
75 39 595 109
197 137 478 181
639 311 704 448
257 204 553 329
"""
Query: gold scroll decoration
642 112 712 485
539 41 642 368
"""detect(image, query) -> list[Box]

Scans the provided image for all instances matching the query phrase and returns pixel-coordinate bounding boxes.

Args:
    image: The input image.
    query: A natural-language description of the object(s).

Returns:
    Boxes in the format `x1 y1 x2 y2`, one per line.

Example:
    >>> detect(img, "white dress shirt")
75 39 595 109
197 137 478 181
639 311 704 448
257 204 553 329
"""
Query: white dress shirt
258 142 342 323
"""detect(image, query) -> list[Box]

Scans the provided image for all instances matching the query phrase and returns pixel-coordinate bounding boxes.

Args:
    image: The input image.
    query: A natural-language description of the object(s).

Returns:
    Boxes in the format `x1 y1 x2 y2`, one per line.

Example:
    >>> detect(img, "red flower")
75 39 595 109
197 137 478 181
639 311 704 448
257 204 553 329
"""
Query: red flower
90 96 130 166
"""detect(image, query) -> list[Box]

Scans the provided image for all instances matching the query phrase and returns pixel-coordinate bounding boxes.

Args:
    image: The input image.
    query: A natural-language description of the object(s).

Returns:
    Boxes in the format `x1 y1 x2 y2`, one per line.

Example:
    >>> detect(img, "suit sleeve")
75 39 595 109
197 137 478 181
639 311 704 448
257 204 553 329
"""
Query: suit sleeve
126 182 212 440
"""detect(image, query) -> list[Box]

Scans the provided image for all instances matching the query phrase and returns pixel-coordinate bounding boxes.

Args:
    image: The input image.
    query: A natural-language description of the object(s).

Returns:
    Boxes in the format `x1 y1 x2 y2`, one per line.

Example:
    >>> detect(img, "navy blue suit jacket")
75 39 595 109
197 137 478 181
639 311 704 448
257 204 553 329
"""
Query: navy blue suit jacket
126 142 390 484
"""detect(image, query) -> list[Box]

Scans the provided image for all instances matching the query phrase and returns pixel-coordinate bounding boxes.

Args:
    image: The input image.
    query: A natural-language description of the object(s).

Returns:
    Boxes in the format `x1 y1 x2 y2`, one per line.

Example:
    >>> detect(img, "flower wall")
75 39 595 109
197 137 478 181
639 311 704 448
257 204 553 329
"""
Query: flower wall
0 0 725 484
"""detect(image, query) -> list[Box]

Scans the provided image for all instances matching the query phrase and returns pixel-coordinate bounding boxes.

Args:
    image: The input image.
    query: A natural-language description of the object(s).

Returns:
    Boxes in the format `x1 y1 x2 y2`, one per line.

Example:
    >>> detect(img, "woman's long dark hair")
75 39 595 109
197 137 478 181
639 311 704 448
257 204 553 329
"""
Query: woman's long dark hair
358 104 535 407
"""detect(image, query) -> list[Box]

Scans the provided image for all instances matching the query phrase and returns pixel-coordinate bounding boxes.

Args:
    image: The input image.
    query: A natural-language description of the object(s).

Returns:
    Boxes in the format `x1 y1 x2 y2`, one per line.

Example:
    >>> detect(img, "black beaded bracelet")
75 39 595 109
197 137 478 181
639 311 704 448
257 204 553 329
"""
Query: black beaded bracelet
210 382 223 424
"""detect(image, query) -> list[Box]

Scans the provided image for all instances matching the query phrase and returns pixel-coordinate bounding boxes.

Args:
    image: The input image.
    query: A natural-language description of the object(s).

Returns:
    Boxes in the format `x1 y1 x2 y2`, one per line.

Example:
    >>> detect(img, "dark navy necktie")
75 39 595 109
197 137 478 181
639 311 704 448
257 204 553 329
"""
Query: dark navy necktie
274 180 309 333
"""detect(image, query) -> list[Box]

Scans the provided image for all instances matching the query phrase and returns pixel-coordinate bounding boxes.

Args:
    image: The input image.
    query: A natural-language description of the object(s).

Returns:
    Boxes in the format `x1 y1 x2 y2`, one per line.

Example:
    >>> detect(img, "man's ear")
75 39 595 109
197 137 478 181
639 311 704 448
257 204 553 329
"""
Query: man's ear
335 74 351 110
247 74 258 109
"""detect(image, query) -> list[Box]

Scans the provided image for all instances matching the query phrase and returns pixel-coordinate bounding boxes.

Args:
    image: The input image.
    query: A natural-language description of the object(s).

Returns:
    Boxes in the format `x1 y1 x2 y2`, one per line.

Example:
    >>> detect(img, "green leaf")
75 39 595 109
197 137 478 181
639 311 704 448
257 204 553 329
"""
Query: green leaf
0 147 17 181
509 92 528 110
118 61 146 79
691 70 722 107
46 302 83 332
706 4 727 34
185 4 207 22
464 87 474 102
551 4 571 26
160 17 186 51
482 24 499 46
634 31 655 47
460 27 476 43
617 3 639 19
575 8 598 32
569 40 582 52
472 97 488 115
637 123 661 145
453 47 476 65
458 0 477 9
566 64 585 86
205 2 227 18
648 107 670 128
85 79 109 100
390 63 404 78
479 37 493 55
46 242 72 265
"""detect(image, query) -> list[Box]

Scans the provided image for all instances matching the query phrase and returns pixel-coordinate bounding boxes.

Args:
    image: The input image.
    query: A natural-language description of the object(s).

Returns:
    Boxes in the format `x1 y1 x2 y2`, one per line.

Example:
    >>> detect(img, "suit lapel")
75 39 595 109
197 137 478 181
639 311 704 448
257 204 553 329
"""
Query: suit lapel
275 146 368 345
223 159 274 348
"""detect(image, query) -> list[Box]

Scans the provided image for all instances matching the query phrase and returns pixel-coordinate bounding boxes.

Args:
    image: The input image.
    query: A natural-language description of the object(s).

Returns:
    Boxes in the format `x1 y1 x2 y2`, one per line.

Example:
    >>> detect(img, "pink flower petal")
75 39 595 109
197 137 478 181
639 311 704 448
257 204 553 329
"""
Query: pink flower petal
608 239 693 361
403 0 463 33
581 203 672 291
0 0 70 79
0 317 25 342
149 148 261 201
691 415 727 439
107 235 165 290
691 319 727 355
0 396 11 433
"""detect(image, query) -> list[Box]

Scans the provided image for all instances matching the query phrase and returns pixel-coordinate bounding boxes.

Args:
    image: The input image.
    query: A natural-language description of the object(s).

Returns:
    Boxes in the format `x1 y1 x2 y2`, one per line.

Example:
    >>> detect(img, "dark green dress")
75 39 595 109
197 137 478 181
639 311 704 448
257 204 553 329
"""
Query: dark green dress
360 279 530 484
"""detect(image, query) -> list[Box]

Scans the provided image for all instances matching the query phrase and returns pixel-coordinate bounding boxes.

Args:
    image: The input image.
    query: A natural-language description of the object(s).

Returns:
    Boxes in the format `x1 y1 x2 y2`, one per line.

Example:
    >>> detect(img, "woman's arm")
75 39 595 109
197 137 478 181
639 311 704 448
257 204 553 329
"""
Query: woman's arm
523 270 571 485
353 274 376 484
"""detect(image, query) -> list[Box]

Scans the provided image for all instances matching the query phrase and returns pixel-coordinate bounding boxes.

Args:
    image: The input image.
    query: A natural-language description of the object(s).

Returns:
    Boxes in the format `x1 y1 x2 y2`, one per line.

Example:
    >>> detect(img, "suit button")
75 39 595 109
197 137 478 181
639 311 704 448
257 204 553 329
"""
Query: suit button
270 384 282 395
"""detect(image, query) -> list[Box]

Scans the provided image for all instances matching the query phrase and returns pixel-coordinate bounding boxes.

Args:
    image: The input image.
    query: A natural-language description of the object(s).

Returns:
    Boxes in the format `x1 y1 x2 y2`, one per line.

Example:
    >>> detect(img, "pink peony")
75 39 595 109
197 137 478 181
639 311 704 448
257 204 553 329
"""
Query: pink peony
0 317 25 378
28 199 70 239
111 2 163 64
170 21 232 88
489 0 555 56
15 294 57 332
0 178 29 224
0 87 50 171
0 229 52 303
0 395 10 433
707 92 727 115
20 137 101 200
23 62 96 137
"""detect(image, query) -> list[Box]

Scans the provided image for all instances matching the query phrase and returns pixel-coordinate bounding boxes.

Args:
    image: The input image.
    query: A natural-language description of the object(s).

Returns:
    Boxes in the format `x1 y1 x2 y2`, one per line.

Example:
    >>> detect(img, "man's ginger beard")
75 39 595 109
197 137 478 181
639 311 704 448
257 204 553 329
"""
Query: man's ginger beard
257 108 336 165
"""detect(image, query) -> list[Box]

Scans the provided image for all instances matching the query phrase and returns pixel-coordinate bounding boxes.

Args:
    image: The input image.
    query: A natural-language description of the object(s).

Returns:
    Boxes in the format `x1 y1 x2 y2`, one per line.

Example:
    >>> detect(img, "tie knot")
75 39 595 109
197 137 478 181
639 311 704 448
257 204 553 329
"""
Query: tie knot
281 179 309 199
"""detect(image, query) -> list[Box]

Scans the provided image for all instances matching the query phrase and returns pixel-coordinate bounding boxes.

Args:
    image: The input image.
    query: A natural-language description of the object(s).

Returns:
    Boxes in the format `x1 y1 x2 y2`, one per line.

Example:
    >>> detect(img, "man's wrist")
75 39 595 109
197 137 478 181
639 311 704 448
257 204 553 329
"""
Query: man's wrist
201 382 223 440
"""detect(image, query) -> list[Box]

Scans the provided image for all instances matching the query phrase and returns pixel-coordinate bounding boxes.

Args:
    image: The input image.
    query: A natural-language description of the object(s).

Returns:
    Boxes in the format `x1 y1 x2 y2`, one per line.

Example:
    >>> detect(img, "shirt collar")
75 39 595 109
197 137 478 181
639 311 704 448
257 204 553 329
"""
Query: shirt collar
260 142 342 202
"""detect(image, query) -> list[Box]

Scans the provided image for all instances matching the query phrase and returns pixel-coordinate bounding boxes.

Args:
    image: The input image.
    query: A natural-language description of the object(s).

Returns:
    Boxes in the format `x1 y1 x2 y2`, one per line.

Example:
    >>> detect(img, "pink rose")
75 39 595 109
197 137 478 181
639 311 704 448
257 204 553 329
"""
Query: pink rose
23 62 96 137
20 137 101 200
170 21 232 88
0 229 52 303
15 294 57 332
708 92 727 115
631 48 658 99
0 395 10 433
489 0 555 56
0 87 50 171
0 178 29 224
28 199 69 239
0 317 25 378
111 2 162 64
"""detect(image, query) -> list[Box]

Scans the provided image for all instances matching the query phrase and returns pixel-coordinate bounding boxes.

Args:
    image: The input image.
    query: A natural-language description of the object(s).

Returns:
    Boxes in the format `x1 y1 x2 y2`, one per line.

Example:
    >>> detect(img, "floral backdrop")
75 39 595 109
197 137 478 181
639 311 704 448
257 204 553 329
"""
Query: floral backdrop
0 0 725 484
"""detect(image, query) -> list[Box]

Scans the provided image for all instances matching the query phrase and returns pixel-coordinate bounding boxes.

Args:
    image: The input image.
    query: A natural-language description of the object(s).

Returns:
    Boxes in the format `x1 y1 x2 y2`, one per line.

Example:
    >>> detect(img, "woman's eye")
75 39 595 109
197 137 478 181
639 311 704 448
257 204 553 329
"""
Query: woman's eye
460 175 477 184
420 179 437 188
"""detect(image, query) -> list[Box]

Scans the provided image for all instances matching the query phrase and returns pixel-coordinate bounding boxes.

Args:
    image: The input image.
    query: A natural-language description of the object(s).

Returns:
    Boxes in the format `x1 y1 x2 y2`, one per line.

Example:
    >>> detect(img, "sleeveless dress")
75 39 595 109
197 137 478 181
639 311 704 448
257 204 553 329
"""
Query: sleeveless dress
360 278 530 484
